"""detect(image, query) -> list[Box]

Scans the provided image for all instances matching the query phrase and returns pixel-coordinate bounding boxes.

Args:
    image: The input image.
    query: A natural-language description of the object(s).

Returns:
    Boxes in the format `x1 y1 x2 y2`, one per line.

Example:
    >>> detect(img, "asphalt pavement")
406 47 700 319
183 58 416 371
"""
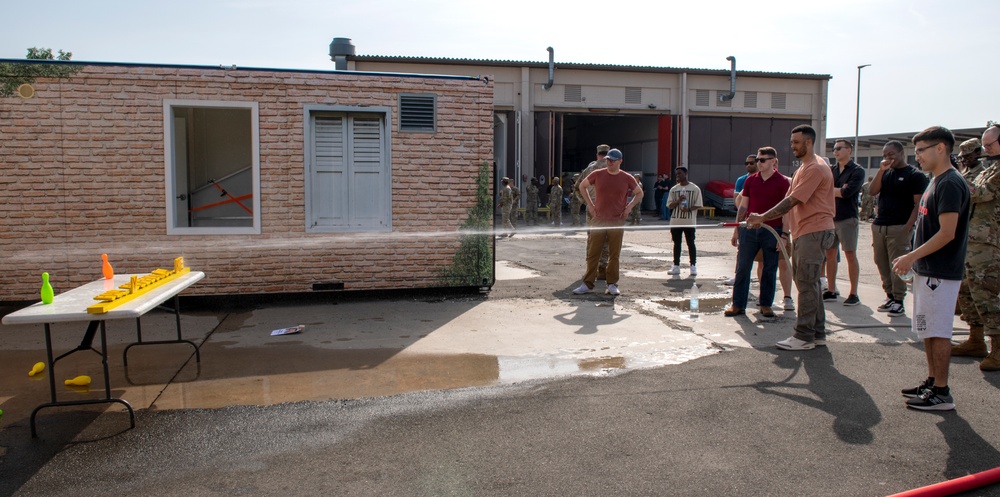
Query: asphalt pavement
1 214 999 497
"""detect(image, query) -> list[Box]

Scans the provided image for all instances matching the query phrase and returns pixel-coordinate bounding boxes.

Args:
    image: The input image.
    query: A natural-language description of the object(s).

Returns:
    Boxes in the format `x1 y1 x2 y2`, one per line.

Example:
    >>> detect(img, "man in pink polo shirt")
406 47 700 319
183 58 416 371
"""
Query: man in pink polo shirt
748 125 835 350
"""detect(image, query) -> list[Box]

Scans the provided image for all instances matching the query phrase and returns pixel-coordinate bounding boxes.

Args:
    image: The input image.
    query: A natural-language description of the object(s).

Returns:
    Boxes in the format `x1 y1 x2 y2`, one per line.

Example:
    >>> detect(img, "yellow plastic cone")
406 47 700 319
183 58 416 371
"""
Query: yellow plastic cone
28 362 45 377
64 375 91 386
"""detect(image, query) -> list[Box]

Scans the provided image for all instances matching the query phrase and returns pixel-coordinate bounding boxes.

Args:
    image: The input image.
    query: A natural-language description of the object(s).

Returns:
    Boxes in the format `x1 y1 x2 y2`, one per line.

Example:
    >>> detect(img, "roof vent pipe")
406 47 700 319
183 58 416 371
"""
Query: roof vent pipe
543 47 554 90
329 37 356 70
720 55 736 102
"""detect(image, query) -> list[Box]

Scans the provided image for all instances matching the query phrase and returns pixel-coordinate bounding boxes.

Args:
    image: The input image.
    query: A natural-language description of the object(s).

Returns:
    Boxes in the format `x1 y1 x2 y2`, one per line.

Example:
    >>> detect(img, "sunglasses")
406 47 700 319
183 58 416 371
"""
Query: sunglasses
832 146 850 152
756 157 775 163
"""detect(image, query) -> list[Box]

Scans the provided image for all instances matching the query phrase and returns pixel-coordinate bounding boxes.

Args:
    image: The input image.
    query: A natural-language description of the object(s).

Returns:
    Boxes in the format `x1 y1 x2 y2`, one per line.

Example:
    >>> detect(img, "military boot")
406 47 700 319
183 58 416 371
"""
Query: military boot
952 324 988 358
980 336 1000 372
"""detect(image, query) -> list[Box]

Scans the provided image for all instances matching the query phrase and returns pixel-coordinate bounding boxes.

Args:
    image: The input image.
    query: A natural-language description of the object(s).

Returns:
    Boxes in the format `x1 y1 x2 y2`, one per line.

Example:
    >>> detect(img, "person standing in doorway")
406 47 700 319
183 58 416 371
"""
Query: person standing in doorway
894 126 969 411
497 177 515 236
573 149 643 296
748 125 835 351
869 141 928 317
525 178 540 226
824 140 866 306
549 178 563 226
667 167 702 276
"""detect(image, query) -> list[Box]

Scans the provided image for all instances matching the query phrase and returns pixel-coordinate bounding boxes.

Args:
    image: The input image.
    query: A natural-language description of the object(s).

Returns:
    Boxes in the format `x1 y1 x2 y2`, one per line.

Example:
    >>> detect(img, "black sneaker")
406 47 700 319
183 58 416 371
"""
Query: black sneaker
877 297 894 312
906 389 955 411
843 294 861 306
822 290 840 302
887 301 905 317
901 378 933 398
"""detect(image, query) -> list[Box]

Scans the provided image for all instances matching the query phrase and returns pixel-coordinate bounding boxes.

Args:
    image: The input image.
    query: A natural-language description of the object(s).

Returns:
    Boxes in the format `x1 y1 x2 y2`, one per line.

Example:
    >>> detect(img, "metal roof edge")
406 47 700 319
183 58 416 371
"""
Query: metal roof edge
347 55 832 80
0 58 481 81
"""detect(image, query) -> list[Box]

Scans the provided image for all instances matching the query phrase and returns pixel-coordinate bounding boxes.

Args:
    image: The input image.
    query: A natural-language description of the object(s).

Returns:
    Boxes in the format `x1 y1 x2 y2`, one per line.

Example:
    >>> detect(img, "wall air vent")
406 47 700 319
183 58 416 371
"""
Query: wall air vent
771 92 786 110
564 85 582 103
399 94 435 132
744 91 757 108
695 89 710 107
716 91 732 108
625 87 642 105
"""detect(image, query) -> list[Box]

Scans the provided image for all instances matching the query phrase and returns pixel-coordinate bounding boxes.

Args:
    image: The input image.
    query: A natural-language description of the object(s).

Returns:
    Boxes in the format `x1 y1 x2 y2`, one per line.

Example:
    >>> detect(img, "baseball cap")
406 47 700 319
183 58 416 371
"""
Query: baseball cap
958 138 982 158
596 144 611 154
606 149 623 161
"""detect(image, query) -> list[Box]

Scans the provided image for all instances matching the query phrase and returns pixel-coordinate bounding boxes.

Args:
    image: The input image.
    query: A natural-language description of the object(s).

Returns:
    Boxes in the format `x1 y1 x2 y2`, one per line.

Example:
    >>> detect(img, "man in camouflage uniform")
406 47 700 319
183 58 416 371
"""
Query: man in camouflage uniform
580 144 611 279
859 178 876 222
569 174 583 226
953 128 1000 370
496 177 515 236
549 178 564 226
627 173 642 225
525 178 540 226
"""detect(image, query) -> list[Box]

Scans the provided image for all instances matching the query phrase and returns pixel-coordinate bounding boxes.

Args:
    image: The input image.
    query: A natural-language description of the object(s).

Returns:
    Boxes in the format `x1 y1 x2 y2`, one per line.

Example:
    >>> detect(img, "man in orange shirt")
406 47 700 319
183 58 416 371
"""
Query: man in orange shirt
748 125 835 350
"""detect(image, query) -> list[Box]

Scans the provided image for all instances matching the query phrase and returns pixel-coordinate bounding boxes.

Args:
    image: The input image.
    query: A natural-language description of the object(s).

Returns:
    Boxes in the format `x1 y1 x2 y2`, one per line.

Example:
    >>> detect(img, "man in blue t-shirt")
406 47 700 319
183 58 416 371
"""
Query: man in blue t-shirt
892 127 969 412
869 140 929 317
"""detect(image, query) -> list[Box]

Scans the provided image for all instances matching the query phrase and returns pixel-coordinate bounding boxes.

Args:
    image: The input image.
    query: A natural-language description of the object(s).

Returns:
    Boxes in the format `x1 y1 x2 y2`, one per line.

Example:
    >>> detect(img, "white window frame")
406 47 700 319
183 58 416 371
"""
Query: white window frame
303 104 392 233
163 99 261 235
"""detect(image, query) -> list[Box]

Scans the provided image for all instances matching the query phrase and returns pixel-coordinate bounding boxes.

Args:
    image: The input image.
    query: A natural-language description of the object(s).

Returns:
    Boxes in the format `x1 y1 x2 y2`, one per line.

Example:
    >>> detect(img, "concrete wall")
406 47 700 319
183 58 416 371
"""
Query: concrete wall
0 63 494 300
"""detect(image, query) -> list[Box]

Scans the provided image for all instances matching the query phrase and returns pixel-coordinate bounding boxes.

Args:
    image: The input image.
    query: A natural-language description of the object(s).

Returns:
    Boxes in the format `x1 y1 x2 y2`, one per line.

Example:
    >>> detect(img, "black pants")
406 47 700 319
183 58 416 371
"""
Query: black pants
671 227 697 266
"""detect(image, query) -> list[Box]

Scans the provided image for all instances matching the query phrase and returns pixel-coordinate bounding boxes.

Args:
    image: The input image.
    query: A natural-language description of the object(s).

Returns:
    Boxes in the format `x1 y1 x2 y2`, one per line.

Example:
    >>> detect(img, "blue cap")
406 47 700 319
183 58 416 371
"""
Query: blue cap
606 149 623 161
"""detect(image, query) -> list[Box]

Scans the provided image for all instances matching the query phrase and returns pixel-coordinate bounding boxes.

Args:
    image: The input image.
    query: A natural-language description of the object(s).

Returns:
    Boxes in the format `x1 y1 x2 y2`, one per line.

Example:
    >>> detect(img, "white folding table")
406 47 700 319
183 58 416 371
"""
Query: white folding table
2 271 205 437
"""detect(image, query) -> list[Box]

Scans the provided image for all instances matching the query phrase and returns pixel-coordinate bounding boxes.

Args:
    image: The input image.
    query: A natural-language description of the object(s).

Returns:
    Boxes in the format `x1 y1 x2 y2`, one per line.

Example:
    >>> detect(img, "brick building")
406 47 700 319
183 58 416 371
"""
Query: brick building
0 60 495 300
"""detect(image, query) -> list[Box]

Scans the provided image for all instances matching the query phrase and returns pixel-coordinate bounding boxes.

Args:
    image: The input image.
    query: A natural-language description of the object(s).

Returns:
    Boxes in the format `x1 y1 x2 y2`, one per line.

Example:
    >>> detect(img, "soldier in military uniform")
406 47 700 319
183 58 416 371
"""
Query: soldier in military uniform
549 177 564 226
569 174 583 226
580 144 611 278
525 178 540 226
953 128 1000 370
859 178 876 222
496 177 515 236
627 173 642 225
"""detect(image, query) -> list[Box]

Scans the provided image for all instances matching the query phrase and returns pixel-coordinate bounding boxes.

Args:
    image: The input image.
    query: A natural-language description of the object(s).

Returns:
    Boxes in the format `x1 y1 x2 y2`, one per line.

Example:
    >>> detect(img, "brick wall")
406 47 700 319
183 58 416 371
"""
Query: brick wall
0 63 494 300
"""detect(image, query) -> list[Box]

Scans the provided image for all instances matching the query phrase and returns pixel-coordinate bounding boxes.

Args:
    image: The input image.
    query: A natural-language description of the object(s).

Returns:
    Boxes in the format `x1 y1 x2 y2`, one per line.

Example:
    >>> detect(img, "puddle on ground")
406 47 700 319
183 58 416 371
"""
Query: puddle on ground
655 296 731 314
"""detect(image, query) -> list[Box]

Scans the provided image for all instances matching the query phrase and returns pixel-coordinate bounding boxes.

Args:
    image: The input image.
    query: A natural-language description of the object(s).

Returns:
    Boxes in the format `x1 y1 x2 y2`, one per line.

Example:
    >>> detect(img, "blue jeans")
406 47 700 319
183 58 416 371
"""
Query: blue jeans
733 225 781 309
660 194 671 220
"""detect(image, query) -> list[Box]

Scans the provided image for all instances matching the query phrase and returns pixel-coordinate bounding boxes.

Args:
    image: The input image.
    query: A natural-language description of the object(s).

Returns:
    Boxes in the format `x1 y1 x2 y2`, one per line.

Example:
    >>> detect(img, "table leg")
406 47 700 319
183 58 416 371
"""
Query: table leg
123 295 200 367
31 321 136 438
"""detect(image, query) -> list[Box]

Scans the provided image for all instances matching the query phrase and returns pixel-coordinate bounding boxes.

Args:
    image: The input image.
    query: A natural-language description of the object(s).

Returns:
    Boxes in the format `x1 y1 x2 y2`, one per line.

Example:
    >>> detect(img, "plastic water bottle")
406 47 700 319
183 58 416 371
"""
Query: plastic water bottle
899 269 914 283
690 282 700 316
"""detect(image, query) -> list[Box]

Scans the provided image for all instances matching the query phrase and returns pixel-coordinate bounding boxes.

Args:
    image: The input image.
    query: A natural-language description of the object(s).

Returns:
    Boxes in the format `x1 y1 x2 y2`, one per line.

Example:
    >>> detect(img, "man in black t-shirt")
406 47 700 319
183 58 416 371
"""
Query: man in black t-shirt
869 140 929 317
893 127 969 412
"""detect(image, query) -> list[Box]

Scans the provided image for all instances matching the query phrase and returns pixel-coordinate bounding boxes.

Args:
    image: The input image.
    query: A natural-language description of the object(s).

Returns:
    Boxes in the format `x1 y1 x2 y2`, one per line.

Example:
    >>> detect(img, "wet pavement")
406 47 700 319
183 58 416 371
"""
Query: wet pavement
2 216 1000 496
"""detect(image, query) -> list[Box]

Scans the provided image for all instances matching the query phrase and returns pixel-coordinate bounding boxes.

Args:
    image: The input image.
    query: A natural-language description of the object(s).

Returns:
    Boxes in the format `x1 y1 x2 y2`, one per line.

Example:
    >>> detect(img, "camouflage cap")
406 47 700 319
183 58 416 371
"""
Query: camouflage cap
958 138 983 158
596 144 611 153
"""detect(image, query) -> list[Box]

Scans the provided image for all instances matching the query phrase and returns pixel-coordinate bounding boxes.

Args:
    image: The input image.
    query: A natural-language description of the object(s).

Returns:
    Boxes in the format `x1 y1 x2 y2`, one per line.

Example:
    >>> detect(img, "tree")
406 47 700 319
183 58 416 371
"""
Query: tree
439 161 495 288
1 47 81 98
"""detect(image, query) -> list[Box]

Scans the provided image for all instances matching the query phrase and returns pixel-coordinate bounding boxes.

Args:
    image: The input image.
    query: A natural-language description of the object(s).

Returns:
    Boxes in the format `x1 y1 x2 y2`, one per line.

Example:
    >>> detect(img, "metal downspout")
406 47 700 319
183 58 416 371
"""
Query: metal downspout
543 47 554 90
720 56 736 102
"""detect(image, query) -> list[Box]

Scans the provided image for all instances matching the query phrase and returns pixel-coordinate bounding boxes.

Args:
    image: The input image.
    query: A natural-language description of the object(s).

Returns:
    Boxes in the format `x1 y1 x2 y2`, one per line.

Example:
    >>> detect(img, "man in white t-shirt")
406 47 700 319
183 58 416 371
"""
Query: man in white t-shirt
666 167 703 276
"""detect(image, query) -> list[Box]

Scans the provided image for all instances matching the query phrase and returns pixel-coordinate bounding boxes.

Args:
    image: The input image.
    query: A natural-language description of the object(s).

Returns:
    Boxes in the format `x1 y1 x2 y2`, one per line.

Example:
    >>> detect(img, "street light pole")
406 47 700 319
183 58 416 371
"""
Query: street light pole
856 64 871 179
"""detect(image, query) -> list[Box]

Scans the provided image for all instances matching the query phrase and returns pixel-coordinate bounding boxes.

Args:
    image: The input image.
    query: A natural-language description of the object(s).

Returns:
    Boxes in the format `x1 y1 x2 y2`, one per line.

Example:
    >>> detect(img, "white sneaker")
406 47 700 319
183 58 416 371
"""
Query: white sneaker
776 337 816 351
606 284 621 296
572 284 593 294
690 265 697 276
668 265 681 275
724 276 735 286
783 296 795 311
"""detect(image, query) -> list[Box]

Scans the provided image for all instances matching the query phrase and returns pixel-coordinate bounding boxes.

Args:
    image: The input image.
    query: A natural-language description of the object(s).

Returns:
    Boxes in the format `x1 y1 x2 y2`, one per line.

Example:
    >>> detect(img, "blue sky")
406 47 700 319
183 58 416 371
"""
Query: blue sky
2 0 996 137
